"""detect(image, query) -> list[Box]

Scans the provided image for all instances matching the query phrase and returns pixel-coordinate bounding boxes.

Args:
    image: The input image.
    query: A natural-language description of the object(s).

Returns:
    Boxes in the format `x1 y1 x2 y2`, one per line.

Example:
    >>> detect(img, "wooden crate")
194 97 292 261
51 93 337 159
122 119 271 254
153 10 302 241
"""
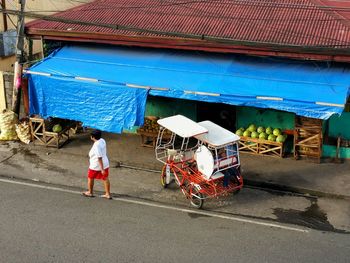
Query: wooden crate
29 117 46 145
137 130 159 148
294 116 323 163
239 136 284 158
29 117 77 148
137 129 172 148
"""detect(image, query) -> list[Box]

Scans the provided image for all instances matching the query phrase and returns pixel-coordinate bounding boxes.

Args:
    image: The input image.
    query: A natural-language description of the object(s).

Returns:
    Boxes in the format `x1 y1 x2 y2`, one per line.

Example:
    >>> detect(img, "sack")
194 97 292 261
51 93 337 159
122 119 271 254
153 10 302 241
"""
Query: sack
15 121 31 144
0 110 18 141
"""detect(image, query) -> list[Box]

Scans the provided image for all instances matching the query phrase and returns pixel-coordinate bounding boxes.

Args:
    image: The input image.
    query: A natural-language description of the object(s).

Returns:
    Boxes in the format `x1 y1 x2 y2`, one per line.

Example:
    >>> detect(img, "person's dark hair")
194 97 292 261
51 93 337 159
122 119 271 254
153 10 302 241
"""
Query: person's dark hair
90 129 102 140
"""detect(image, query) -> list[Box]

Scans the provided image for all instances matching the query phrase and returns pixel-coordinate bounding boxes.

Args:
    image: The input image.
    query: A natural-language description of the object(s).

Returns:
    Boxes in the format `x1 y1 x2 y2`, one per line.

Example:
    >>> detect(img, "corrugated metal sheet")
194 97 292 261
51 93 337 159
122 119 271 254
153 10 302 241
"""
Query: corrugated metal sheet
26 0 350 49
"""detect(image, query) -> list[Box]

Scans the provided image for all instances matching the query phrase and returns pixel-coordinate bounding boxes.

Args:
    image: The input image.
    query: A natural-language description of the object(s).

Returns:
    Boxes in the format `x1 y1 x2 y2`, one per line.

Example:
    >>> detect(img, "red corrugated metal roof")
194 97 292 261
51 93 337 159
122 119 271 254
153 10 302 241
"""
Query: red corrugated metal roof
25 0 350 56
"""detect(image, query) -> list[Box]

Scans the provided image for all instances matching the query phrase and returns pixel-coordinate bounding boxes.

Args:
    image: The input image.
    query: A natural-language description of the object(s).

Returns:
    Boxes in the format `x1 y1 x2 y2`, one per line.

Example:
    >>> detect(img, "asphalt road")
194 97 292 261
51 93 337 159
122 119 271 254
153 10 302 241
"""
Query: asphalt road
0 179 349 263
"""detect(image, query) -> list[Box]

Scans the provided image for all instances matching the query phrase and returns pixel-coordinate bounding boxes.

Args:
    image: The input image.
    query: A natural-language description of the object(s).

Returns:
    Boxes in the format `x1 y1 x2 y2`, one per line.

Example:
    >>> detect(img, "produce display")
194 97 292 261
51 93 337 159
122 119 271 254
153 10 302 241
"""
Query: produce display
138 116 160 133
236 124 287 143
138 116 172 136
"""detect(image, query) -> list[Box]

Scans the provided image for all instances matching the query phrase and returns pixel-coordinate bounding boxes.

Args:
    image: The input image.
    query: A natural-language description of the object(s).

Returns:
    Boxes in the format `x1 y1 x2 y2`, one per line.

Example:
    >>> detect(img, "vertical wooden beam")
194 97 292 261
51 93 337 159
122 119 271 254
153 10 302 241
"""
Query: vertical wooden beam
0 71 7 111
1 0 8 31
22 77 29 115
28 38 33 62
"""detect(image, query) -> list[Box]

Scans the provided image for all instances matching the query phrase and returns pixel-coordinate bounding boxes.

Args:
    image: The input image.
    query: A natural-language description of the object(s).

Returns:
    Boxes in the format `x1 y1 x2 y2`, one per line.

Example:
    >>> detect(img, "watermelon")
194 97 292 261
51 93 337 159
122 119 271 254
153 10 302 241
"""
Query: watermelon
276 135 286 143
257 126 265 133
52 124 62 133
243 130 251 137
251 131 259 138
268 134 276 141
266 127 273 135
259 132 267 140
236 129 244 136
273 128 281 136
248 124 256 132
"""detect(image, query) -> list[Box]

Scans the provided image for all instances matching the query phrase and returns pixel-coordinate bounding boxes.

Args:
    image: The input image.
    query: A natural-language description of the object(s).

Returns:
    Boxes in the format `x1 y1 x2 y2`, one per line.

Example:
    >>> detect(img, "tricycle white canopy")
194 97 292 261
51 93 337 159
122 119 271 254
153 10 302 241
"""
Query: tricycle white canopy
195 121 240 147
157 115 208 138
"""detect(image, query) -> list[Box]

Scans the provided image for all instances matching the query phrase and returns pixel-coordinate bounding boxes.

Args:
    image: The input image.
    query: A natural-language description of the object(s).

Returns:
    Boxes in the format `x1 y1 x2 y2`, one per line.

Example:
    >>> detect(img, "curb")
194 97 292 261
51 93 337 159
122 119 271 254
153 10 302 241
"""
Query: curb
244 179 350 200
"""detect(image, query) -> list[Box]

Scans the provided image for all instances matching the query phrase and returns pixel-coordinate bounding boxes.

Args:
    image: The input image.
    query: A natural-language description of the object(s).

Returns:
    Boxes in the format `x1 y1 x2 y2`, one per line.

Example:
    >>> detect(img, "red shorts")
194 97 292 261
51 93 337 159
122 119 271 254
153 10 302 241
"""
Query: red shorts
88 168 109 180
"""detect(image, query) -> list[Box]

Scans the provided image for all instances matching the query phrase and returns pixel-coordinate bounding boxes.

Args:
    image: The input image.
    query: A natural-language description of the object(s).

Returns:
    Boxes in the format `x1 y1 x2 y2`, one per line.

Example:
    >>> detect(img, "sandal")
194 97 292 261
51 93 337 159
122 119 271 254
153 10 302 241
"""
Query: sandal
82 191 94 197
100 194 112 200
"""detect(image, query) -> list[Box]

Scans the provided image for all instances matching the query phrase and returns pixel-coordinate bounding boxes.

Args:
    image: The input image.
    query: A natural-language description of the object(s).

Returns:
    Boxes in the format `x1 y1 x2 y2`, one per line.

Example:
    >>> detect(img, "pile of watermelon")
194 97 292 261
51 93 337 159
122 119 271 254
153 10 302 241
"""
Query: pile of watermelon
235 124 287 143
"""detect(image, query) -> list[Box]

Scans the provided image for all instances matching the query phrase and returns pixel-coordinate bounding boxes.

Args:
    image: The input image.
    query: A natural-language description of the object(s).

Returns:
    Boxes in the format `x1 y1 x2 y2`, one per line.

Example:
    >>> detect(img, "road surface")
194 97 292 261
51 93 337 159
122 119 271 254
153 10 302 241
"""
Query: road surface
0 178 349 263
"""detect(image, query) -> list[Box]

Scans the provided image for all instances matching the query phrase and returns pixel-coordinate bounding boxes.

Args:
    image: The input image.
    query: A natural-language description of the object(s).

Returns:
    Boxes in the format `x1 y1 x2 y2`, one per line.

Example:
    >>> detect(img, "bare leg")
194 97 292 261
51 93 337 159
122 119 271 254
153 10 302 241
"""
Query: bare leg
88 178 94 195
103 179 111 198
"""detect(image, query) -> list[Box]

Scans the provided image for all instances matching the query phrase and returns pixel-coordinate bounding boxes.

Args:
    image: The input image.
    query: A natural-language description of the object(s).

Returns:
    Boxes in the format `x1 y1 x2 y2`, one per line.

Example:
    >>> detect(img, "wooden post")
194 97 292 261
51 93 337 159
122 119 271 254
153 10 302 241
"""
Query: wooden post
0 71 6 111
28 38 33 62
22 77 29 115
1 0 8 31
11 0 26 115
12 61 22 113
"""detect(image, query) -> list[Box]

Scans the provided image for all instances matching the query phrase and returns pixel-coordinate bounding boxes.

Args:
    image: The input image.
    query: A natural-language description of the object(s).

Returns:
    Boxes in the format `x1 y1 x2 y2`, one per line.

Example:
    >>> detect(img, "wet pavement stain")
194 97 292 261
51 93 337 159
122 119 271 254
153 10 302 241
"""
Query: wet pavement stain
20 149 68 173
273 201 348 234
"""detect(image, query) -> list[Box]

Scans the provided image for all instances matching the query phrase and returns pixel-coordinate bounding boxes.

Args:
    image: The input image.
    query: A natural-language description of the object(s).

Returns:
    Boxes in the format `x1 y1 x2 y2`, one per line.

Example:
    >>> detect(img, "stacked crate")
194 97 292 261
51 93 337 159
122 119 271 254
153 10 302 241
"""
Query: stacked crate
239 137 284 158
137 116 171 147
294 116 323 163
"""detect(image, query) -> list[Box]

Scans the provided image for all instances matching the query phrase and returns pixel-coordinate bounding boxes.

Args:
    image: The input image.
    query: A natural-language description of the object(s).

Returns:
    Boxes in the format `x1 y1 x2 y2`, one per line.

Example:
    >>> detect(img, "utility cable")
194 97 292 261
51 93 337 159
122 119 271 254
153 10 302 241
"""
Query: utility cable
1 8 350 53
10 0 350 13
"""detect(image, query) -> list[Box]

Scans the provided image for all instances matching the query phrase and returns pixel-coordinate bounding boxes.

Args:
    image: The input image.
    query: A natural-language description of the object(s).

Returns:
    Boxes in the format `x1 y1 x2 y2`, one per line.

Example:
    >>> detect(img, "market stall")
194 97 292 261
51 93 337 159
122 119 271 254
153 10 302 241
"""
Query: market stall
29 116 78 148
235 124 289 158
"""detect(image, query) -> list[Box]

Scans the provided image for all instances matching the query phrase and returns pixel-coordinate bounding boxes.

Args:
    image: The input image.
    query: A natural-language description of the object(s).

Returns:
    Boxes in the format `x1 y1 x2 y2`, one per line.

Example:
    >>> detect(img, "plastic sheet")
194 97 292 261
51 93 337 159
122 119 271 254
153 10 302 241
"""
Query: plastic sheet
28 75 148 133
27 45 350 121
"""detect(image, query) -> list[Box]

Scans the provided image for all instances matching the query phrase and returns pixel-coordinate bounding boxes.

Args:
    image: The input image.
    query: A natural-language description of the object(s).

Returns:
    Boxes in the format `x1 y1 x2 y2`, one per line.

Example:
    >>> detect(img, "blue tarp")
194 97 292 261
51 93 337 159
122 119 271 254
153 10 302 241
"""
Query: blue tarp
28 75 148 133
28 47 150 133
27 45 350 132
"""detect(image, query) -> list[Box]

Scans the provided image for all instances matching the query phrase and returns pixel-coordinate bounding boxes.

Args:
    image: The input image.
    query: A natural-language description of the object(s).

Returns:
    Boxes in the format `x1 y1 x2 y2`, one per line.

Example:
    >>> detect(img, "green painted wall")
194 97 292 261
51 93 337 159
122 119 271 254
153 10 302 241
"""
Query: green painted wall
124 96 197 133
236 107 295 130
145 96 197 120
323 112 350 159
327 112 350 140
323 145 350 159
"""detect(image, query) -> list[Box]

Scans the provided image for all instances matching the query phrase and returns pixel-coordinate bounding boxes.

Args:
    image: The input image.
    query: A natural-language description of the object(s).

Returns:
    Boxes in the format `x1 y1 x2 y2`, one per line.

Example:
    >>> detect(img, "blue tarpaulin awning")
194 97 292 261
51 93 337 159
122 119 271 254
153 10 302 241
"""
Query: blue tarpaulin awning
27 45 350 132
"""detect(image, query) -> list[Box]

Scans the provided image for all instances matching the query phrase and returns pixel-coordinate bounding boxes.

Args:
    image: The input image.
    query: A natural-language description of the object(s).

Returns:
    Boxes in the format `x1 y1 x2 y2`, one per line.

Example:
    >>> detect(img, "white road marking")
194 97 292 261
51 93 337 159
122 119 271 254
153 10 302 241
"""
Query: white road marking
0 178 309 233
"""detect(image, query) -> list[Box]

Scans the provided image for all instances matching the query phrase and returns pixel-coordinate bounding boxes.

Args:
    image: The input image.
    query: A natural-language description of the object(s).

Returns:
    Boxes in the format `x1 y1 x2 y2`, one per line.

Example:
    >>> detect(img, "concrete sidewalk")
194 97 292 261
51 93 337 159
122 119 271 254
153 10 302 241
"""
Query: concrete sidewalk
1 132 349 199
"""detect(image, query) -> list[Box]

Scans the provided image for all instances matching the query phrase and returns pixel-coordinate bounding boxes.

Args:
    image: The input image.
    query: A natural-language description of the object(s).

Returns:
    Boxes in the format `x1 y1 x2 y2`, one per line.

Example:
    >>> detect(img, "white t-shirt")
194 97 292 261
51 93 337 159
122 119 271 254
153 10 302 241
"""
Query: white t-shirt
89 138 109 171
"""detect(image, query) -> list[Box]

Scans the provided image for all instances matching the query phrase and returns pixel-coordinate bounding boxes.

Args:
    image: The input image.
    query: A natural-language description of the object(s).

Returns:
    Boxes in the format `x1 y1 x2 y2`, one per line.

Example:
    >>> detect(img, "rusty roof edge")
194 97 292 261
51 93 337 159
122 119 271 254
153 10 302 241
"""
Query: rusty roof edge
25 28 350 56
34 36 350 62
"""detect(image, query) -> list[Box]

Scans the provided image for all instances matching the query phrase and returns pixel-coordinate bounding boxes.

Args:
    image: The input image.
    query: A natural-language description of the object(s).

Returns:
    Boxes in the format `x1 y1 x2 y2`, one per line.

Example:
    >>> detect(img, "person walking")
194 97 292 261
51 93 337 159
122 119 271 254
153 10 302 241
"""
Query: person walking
83 129 111 199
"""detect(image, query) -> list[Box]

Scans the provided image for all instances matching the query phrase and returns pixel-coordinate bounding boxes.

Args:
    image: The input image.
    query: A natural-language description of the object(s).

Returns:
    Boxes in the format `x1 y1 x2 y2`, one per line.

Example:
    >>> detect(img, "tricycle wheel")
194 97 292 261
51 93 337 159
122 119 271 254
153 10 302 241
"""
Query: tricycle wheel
190 187 203 209
160 174 168 188
160 166 168 188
